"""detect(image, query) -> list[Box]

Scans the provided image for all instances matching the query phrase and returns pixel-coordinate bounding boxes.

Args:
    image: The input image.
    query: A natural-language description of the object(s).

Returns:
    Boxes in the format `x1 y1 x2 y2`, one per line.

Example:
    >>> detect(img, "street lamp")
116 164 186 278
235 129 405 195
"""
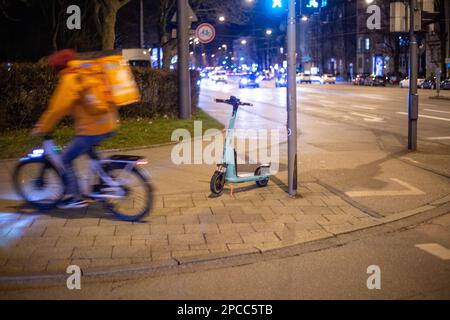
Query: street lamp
218 15 225 22
241 39 247 45
365 0 374 3
301 16 308 21
265 29 273 36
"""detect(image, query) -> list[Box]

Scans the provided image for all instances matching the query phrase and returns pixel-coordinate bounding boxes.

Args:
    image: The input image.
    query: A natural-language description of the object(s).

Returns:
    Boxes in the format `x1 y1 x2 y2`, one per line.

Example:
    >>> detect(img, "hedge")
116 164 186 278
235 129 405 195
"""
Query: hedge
0 63 199 131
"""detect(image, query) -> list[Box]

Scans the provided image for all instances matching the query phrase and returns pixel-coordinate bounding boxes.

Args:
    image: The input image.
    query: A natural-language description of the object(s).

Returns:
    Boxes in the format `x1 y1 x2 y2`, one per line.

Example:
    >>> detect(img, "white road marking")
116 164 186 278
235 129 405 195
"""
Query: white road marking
424 109 450 115
401 157 421 164
345 178 425 197
415 243 450 260
427 136 450 141
350 112 383 122
350 105 377 110
397 112 450 122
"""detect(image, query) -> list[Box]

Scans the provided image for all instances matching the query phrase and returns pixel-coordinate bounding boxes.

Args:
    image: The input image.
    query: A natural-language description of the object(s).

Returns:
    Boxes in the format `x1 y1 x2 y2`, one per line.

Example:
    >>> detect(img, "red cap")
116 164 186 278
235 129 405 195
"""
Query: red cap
48 49 77 73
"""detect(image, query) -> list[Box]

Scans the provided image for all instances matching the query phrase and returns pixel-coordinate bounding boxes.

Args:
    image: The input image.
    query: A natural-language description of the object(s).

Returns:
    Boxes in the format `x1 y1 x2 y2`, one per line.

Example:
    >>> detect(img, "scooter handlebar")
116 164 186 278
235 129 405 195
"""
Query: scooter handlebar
214 99 253 107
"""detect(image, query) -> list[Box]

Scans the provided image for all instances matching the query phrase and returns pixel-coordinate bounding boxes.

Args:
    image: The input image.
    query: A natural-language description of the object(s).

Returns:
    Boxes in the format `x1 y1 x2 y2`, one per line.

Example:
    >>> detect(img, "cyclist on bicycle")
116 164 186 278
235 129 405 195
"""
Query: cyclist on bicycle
32 49 118 209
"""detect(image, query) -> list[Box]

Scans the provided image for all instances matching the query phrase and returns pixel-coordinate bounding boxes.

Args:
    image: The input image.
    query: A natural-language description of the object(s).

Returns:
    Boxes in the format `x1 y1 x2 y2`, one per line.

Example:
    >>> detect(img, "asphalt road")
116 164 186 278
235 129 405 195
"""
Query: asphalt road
1 212 449 299
199 81 450 216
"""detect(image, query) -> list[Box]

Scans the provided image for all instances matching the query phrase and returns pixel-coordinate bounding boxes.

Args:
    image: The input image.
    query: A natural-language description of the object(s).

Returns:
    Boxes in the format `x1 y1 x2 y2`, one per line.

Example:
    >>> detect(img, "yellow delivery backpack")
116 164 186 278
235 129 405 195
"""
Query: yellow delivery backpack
67 56 140 115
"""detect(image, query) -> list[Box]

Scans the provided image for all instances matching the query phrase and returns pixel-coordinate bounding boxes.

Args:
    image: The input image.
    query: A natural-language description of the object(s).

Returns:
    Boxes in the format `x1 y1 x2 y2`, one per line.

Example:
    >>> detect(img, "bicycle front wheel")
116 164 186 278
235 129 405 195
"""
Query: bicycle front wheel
103 165 153 222
13 158 66 211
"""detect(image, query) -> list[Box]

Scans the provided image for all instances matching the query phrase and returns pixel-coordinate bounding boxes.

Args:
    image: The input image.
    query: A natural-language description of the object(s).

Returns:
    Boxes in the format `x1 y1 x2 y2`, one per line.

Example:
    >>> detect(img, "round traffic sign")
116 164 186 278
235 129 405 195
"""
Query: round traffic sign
195 23 216 44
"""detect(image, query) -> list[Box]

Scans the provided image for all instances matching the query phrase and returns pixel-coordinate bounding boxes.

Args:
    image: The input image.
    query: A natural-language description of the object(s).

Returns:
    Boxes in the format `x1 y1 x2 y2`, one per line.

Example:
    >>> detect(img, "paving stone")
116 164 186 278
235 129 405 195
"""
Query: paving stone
280 198 312 207
15 236 58 248
151 250 171 261
224 200 254 207
95 236 131 246
285 221 322 232
321 196 349 206
190 243 228 251
32 247 74 260
179 207 212 215
167 215 199 224
169 233 205 245
171 249 210 259
145 216 167 225
20 226 47 237
211 207 243 215
112 245 151 259
31 219 67 227
199 214 232 224
1 246 35 259
191 192 208 200
227 243 257 251
80 226 116 236
230 213 264 224
240 232 280 244
164 200 194 208
193 200 224 207
218 223 255 233
56 236 95 247
152 208 180 216
255 199 284 207
115 224 151 236
64 218 101 227
72 246 112 259
46 259 71 272
251 222 287 233
44 227 81 237
205 232 243 245
185 223 220 234
151 224 184 235
268 206 302 215
240 206 274 215
90 258 132 268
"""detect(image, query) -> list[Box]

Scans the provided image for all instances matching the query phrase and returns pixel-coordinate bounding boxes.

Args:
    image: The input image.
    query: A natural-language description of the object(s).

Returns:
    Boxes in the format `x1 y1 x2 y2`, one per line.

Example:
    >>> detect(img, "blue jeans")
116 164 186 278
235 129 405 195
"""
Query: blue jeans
62 132 114 198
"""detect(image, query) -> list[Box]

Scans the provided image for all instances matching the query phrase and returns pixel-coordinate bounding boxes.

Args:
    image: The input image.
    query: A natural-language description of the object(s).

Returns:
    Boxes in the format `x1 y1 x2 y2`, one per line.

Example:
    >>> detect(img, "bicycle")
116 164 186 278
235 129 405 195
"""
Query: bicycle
13 136 153 222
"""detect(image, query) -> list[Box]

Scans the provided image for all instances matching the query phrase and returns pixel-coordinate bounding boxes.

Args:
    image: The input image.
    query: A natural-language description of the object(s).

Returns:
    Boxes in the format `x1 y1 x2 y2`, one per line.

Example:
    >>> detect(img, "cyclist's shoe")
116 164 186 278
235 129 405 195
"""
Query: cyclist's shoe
58 197 88 209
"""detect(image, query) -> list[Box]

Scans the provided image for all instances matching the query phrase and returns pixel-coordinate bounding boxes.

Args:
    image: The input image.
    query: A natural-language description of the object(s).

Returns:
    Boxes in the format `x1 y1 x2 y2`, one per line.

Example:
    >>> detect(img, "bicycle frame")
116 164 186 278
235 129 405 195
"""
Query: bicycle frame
36 139 145 198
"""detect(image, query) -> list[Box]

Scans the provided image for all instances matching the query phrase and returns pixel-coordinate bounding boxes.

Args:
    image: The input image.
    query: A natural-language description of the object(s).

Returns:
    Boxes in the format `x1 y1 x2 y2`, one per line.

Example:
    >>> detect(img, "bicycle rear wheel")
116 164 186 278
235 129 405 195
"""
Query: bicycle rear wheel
13 158 65 210
102 164 153 222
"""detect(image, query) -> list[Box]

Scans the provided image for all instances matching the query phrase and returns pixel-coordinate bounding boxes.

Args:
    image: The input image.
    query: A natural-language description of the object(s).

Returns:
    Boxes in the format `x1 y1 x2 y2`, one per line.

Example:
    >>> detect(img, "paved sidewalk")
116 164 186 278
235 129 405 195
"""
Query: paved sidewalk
0 178 373 275
1 172 448 276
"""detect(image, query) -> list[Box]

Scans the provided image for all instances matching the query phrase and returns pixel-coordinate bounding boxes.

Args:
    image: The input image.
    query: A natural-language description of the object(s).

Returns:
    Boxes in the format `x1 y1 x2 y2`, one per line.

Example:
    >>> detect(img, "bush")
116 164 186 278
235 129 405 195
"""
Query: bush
0 63 200 131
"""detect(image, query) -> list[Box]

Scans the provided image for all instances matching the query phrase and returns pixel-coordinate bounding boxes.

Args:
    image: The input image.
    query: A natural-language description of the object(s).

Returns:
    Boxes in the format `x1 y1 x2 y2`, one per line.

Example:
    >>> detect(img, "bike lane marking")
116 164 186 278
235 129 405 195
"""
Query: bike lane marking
415 243 450 260
345 178 425 197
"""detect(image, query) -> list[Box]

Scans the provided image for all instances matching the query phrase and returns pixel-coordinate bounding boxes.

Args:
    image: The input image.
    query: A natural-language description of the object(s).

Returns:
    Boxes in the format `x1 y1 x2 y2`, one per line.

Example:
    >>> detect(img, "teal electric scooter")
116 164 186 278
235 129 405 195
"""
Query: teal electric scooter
210 96 271 196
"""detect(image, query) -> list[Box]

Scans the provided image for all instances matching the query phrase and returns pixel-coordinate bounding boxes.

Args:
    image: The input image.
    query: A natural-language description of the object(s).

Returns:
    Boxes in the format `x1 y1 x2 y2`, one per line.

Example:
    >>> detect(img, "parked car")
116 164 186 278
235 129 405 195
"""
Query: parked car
297 72 311 84
420 77 437 89
441 79 450 90
210 70 228 84
353 73 370 85
399 77 426 88
275 74 287 88
364 75 387 87
310 74 322 84
239 73 261 88
321 74 336 84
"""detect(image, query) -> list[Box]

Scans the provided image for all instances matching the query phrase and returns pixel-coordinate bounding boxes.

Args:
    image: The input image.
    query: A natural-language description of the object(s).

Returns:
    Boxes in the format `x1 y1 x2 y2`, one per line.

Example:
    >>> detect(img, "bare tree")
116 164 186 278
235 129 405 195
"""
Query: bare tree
94 0 132 50
157 0 250 69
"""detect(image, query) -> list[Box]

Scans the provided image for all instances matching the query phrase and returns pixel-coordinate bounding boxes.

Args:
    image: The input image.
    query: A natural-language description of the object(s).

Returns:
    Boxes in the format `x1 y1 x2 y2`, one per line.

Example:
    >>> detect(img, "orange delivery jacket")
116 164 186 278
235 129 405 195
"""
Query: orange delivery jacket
33 70 119 136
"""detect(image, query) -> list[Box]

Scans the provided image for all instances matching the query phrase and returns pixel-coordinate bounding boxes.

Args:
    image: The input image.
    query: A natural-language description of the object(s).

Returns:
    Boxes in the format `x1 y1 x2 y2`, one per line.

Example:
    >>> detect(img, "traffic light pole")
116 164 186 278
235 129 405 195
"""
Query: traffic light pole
177 0 192 119
408 0 419 150
287 0 298 196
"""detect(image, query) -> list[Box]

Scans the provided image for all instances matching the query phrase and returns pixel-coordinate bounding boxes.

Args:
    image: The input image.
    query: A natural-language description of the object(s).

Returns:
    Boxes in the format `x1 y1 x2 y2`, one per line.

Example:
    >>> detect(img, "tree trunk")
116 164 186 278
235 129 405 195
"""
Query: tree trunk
101 7 118 50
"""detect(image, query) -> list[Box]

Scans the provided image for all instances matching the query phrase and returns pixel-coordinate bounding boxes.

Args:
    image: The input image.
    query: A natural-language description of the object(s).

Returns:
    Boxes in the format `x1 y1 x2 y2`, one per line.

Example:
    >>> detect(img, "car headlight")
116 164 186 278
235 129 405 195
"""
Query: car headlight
279 79 285 84
241 79 248 85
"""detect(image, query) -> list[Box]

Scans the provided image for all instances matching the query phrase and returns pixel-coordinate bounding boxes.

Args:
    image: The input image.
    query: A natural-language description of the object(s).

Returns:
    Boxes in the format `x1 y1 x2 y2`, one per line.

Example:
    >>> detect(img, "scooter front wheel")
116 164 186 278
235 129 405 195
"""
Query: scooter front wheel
210 171 225 195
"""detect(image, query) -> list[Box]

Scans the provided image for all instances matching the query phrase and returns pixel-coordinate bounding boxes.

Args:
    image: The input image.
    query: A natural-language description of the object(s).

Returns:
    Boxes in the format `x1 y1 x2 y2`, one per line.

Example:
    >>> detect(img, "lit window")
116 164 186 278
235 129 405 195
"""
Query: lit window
365 38 370 50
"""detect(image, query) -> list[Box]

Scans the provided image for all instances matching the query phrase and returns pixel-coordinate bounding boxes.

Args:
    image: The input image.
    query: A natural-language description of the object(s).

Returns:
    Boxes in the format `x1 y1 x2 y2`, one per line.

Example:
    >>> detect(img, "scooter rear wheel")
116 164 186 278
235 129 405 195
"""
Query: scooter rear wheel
255 167 269 187
210 171 225 195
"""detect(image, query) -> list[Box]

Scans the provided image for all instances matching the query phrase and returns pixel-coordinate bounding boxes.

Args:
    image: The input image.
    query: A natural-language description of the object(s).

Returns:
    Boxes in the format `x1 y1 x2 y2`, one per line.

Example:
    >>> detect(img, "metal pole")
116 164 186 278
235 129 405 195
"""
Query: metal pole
139 0 144 48
177 0 191 119
408 0 418 150
287 0 297 196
